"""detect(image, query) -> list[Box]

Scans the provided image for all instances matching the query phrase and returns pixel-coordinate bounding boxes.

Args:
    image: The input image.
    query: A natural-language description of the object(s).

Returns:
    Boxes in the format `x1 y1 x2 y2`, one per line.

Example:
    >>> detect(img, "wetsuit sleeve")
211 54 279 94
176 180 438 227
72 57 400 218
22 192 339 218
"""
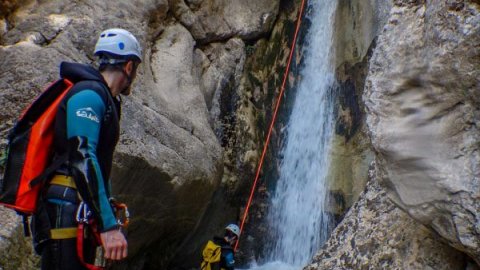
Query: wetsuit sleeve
66 90 117 232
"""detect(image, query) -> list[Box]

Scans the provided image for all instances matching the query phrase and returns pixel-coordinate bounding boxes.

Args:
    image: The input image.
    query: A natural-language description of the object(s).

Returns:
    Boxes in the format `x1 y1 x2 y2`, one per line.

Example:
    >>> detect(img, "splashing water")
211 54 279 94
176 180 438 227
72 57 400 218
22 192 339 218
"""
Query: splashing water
243 261 298 270
246 1 338 269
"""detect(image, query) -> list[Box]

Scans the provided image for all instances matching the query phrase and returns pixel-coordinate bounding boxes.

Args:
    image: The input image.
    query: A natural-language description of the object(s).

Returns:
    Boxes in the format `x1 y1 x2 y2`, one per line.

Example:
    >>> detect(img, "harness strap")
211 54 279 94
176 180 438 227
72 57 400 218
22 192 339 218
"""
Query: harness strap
50 227 77 239
50 176 104 269
22 215 30 237
49 176 128 269
50 175 77 189
29 153 68 188
46 176 78 240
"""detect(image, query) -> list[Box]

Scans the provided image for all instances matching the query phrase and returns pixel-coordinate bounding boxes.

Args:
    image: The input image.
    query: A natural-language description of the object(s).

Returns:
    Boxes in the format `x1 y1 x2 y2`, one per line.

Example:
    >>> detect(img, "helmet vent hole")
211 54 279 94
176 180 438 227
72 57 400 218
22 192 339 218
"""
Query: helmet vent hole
107 33 117 37
100 34 106 37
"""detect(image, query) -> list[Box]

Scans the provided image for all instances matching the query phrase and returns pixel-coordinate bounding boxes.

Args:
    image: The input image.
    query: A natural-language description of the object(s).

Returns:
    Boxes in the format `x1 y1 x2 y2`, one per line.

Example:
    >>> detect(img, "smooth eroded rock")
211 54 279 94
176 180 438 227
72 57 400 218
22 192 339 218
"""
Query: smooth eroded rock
305 174 471 270
364 0 480 264
0 0 224 268
170 0 279 42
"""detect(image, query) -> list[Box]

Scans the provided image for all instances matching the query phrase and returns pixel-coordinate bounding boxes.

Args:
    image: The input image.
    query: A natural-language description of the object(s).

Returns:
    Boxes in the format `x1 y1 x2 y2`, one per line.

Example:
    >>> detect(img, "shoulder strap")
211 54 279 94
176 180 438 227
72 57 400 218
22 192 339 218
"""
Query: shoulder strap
69 80 111 109
29 80 113 188
29 152 68 188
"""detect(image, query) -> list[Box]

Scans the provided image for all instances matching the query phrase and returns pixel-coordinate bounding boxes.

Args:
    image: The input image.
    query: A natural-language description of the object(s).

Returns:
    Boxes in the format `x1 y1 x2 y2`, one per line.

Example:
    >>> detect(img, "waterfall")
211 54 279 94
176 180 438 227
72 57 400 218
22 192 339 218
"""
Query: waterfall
246 1 338 269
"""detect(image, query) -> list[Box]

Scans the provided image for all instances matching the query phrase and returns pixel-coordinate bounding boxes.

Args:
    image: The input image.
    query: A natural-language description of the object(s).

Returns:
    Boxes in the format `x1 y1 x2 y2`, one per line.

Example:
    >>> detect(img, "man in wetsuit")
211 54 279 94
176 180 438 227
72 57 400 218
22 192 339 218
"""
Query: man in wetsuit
31 28 142 269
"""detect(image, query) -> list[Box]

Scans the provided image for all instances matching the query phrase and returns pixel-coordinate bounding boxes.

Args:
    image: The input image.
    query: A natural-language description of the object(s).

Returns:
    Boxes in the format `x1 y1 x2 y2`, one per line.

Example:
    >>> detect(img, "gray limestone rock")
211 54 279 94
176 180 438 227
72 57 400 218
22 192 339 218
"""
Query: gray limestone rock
0 0 224 268
0 206 39 269
170 0 279 43
364 0 480 264
305 173 470 270
0 0 280 267
201 38 246 137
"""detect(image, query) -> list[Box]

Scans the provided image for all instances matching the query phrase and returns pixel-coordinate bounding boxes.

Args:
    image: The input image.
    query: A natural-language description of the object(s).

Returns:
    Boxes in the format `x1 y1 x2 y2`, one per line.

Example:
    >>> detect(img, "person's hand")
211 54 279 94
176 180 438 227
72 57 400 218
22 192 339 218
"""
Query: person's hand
100 229 128 260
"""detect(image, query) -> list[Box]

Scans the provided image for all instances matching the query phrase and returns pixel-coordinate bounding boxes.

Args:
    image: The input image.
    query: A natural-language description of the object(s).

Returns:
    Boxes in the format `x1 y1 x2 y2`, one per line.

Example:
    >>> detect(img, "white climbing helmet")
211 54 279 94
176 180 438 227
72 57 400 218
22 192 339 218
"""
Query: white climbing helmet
225 224 240 238
94 28 142 62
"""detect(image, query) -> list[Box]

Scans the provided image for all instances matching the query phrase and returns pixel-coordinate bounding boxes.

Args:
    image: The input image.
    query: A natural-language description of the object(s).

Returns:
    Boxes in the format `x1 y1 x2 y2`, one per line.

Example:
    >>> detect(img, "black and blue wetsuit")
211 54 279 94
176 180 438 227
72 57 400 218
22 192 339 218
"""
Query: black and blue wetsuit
32 62 121 270
63 85 117 229
212 237 235 270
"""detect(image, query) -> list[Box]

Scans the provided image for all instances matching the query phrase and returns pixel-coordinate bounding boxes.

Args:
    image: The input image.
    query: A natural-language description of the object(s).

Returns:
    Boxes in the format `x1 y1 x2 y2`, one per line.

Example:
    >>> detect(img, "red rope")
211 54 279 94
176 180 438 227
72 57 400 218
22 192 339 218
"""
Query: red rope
235 0 307 251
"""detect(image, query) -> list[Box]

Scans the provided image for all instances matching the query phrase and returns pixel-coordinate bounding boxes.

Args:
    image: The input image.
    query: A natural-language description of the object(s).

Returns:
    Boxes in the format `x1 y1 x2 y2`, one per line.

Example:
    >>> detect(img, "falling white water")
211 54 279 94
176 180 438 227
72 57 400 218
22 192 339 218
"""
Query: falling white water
244 1 338 269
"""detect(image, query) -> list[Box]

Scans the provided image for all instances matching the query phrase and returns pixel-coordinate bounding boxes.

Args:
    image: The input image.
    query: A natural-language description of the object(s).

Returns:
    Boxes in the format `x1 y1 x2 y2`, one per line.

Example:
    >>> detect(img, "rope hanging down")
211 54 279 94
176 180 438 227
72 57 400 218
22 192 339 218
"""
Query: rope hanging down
235 0 307 251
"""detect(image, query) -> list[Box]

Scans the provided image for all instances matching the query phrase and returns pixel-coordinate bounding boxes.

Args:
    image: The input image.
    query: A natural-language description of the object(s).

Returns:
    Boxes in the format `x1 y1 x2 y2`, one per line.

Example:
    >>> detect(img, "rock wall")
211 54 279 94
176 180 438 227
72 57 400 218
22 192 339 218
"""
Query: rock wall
232 0 308 263
205 0 392 264
0 0 278 269
169 0 293 267
2 0 478 269
0 207 38 270
306 167 472 270
364 0 480 265
328 0 393 220
169 0 278 43
307 0 480 269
